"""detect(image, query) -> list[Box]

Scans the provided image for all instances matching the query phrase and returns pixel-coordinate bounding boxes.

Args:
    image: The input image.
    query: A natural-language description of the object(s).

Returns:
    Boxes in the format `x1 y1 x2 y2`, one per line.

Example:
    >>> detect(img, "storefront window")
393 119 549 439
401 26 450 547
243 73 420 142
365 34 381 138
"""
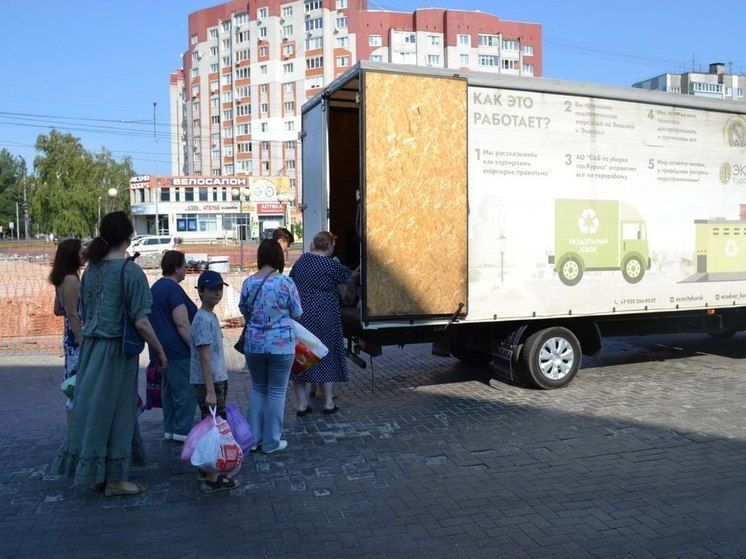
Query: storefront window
199 187 208 201
160 188 170 202
184 188 194 202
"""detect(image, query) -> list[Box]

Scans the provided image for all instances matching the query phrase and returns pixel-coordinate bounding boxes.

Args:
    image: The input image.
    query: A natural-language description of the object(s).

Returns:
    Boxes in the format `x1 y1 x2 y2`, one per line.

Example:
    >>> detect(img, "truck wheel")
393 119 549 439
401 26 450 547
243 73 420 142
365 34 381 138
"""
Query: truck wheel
449 343 493 365
621 255 644 284
558 256 583 286
520 327 580 389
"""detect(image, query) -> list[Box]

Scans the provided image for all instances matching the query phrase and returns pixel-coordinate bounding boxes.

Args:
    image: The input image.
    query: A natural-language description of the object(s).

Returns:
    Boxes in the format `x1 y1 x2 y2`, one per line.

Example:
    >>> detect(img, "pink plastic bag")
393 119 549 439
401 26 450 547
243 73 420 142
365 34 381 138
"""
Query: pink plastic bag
180 415 213 462
190 407 244 474
226 403 254 454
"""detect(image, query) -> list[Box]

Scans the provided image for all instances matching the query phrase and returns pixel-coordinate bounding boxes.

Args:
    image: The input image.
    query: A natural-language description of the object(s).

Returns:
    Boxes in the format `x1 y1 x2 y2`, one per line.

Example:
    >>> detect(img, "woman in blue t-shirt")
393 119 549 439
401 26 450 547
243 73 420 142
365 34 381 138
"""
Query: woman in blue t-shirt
150 250 199 442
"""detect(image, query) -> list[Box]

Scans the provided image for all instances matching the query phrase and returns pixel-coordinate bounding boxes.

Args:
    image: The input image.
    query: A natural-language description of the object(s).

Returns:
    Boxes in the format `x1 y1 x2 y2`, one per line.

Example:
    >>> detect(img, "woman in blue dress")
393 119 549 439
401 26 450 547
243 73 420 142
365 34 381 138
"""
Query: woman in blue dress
52 212 167 496
289 231 359 415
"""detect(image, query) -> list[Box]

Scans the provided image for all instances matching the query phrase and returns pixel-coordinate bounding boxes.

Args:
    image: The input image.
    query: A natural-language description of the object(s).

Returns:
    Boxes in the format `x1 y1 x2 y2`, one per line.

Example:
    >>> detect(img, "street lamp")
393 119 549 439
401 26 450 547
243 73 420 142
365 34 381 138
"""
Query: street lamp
232 187 251 271
498 233 507 283
97 188 119 236
277 192 292 228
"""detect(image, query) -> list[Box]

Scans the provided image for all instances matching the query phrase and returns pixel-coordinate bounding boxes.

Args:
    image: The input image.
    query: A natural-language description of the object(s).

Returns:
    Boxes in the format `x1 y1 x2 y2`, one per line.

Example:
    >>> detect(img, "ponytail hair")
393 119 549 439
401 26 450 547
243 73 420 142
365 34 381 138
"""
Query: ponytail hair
86 211 133 264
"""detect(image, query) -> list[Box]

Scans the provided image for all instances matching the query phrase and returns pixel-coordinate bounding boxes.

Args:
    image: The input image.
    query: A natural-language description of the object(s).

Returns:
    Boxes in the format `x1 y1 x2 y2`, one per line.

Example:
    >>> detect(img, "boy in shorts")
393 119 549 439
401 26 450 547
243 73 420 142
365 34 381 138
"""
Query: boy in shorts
191 270 240 492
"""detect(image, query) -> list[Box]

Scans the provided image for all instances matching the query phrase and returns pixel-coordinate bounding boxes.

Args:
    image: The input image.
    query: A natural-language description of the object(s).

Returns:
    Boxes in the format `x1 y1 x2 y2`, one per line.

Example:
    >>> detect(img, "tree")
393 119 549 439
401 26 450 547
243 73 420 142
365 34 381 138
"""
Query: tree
0 149 25 237
31 130 134 237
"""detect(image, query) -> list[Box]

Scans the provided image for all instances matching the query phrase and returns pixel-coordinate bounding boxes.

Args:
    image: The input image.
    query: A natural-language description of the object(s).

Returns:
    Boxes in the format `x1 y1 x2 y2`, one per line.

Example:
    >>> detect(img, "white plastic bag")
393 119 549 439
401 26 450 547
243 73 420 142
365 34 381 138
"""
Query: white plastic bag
291 319 329 374
190 406 244 474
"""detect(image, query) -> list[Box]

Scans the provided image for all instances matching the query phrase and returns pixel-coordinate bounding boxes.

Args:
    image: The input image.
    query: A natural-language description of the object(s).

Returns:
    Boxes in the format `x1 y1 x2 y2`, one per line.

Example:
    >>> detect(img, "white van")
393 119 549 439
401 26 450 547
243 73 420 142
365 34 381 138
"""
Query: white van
130 235 176 255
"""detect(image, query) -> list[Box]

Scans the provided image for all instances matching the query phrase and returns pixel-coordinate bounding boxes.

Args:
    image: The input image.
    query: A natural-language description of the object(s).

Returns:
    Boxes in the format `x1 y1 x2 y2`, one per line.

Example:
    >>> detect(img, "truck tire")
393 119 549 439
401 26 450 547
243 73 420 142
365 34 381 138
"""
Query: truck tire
449 343 493 365
621 255 644 284
520 327 580 389
558 256 583 286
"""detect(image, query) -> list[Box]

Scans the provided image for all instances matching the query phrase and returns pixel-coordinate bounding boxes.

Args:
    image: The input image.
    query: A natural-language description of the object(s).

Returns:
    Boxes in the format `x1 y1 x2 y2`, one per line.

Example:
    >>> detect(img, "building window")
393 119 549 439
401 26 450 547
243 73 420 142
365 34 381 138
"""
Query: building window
459 54 469 65
260 64 267 74
285 121 295 131
191 51 200 64
369 34 382 47
184 188 194 202
284 101 295 112
306 36 323 50
523 44 534 56
282 6 293 17
237 141 252 153
283 44 294 56
192 84 200 97
221 20 231 32
284 82 294 94
502 59 518 70
210 29 218 39
223 109 233 120
222 128 233 138
335 17 348 29
502 39 519 51
191 67 199 78
222 56 231 67
199 187 209 201
258 7 268 19
261 102 268 113
428 35 441 46
307 75 322 89
458 34 470 46
336 0 347 8
210 63 219 73
210 115 220 124
522 63 534 75
478 34 499 47
426 54 440 66
261 141 270 151
282 24 293 37
237 104 251 116
191 34 199 45
259 27 267 38
221 73 233 85
285 140 296 149
222 38 231 50
335 36 349 48
237 123 251 134
478 55 499 66
261 161 270 172
305 17 322 31
236 67 250 79
261 122 268 132
336 56 349 67
235 12 248 24
259 46 268 57
404 33 416 44
286 159 296 170
306 56 323 69
236 48 250 62
283 62 294 73
210 46 218 56
370 54 383 62
238 160 253 173
221 91 232 102
305 0 322 11
260 84 267 93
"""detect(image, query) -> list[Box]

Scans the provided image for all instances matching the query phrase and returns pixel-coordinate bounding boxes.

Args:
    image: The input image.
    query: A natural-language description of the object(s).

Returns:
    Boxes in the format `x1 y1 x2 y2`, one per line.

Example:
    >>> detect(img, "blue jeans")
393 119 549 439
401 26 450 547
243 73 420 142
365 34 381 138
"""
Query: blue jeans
161 359 197 436
245 352 294 452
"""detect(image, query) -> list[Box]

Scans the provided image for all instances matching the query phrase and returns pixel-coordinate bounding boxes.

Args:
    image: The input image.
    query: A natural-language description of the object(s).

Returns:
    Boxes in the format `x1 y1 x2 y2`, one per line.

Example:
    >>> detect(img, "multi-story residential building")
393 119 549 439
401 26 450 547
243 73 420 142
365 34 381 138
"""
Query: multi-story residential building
633 62 746 102
133 1 541 240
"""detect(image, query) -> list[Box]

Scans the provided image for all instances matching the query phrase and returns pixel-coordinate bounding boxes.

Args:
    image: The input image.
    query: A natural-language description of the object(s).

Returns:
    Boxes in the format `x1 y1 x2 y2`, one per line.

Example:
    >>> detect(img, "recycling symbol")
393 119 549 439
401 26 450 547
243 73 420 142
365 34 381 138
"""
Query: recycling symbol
578 208 599 234
725 239 738 257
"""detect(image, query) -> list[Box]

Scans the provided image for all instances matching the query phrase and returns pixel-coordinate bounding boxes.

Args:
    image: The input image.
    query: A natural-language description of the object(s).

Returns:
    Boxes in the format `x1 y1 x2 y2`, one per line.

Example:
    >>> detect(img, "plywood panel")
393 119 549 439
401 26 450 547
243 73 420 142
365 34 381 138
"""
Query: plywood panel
363 71 468 319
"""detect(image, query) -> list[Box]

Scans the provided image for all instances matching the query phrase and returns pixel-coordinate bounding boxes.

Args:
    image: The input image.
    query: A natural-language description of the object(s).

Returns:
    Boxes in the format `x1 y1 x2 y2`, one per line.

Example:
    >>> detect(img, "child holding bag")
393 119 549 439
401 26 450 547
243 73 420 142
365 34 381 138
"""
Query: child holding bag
190 270 240 493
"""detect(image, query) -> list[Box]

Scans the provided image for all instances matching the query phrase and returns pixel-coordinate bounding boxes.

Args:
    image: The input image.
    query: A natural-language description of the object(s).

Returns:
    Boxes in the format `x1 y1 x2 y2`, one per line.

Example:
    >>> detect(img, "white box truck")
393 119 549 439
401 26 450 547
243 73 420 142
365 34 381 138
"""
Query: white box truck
300 61 746 389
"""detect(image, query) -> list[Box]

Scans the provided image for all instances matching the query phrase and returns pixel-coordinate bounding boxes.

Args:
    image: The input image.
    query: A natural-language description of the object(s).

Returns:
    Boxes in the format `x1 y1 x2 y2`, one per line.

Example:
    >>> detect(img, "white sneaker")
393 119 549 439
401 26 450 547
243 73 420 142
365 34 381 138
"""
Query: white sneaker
263 440 288 454
172 433 188 443
164 433 173 440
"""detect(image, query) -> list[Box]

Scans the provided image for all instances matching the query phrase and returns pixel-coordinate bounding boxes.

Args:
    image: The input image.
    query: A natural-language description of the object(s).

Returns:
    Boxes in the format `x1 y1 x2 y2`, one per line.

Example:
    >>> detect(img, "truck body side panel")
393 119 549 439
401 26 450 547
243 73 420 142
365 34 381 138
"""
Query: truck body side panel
361 70 468 320
300 101 329 243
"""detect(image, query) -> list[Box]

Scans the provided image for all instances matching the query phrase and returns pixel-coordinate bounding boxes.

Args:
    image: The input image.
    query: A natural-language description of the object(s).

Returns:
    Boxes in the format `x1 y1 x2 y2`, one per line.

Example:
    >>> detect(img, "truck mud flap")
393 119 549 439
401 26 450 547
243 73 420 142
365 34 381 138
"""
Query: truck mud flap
493 326 528 383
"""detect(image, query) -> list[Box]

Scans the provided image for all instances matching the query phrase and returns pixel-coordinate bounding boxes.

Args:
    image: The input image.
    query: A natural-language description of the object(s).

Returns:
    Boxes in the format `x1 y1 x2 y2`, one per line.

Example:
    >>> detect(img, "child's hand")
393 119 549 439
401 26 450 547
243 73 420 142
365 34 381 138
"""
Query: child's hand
205 389 217 407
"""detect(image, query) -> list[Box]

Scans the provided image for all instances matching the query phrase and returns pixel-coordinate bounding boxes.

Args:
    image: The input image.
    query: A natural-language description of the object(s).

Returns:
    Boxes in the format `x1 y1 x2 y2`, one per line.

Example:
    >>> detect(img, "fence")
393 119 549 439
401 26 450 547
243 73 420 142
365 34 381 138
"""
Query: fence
0 251 263 354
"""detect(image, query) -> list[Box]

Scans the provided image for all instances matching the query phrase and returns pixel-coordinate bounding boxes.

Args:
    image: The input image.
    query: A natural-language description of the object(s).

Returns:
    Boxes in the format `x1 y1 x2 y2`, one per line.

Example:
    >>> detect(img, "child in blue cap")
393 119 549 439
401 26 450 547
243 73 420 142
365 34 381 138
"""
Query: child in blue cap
190 270 240 492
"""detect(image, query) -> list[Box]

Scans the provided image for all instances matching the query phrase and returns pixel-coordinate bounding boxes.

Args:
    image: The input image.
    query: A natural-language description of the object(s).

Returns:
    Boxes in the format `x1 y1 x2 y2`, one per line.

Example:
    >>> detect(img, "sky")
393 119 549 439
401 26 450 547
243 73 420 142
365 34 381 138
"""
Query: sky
1 0 744 175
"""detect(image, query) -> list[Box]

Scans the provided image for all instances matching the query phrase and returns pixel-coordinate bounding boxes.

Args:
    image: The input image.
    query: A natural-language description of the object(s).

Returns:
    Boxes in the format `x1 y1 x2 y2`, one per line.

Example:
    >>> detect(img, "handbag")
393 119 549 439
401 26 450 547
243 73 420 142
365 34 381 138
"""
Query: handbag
121 260 145 355
234 272 273 354
145 361 162 410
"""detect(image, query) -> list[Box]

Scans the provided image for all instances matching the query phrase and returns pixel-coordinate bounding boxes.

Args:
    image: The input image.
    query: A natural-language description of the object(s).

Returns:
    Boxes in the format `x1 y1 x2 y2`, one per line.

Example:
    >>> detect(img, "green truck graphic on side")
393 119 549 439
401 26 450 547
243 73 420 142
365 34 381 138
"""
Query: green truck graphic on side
550 199 651 286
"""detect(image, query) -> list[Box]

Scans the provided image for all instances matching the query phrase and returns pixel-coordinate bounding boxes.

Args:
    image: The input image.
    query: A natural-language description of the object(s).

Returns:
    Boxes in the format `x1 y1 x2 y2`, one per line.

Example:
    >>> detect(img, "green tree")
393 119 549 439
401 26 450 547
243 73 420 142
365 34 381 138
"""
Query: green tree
31 130 134 236
0 149 25 237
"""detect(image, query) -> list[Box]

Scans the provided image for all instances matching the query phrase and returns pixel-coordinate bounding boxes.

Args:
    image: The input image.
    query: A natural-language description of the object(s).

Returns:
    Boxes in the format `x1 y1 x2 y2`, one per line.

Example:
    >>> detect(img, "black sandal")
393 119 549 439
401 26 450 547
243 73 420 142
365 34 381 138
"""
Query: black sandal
204 475 240 493
296 405 312 417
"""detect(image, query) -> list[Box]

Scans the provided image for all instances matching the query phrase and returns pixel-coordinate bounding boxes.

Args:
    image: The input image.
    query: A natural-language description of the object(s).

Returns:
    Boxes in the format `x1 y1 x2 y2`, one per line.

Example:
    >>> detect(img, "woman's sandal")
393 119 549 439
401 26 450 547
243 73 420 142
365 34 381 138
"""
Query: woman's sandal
204 475 240 493
296 405 312 417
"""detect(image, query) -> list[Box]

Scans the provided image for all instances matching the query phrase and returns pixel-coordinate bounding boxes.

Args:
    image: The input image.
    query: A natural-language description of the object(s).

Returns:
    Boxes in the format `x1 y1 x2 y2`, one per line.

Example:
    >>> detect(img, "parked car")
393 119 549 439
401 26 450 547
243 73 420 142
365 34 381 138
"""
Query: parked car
128 235 176 256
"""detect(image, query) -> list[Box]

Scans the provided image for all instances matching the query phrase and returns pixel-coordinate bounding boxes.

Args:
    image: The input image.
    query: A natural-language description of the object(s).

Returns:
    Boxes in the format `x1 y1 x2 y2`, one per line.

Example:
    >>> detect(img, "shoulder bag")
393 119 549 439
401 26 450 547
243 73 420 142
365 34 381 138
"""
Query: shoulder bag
234 272 272 354
121 260 145 355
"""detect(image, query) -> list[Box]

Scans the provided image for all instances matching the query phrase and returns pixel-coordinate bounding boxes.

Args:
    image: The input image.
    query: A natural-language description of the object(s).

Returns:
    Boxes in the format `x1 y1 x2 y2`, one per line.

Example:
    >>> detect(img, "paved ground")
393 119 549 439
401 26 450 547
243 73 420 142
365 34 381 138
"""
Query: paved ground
2 332 746 558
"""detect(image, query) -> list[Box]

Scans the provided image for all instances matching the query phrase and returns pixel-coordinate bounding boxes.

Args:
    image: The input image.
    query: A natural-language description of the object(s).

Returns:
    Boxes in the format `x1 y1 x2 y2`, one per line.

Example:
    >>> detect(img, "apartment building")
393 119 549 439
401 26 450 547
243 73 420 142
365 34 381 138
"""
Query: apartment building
633 62 746 102
135 0 542 239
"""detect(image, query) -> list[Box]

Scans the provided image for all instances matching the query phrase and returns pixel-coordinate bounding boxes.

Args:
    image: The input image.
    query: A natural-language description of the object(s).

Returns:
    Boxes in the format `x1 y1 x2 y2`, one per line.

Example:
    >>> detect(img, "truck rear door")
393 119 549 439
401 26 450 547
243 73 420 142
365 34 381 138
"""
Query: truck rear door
361 69 468 321
301 99 328 242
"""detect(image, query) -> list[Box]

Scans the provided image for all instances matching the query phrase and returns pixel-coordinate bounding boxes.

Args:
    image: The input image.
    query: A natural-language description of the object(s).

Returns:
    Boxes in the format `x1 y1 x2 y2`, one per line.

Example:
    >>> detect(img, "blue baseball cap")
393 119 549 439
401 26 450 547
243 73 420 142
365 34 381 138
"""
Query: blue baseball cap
197 270 228 290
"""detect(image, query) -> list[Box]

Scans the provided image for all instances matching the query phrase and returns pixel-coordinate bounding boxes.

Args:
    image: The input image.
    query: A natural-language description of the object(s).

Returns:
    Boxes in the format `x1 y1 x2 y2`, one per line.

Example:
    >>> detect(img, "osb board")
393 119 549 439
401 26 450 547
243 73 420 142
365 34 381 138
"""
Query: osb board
363 71 467 319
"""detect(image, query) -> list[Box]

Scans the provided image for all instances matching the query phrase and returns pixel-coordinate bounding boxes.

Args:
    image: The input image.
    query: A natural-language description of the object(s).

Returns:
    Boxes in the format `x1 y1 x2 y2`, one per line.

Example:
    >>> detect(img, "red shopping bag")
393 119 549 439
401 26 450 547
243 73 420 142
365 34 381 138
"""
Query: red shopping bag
145 361 162 410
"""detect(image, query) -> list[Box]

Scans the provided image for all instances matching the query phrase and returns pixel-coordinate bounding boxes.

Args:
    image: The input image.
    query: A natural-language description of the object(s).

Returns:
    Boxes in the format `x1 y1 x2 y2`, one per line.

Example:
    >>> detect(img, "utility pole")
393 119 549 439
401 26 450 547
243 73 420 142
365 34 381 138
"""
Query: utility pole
153 101 159 235
21 160 29 241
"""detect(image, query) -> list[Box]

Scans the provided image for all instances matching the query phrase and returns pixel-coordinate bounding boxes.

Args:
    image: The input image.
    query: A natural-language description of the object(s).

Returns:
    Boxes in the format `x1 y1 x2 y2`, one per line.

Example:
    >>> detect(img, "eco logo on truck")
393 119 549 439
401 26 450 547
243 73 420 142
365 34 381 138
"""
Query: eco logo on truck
550 199 651 286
